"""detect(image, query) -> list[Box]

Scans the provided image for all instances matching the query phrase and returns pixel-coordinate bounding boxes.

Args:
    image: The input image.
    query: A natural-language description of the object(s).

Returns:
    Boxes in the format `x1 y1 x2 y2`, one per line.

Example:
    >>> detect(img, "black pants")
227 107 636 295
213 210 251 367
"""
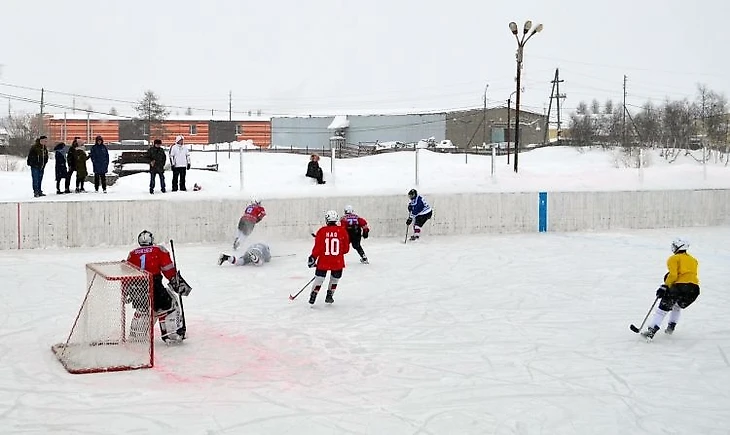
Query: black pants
172 167 187 191
414 210 433 228
65 170 74 192
347 229 366 258
130 275 173 313
94 173 107 191
659 283 700 311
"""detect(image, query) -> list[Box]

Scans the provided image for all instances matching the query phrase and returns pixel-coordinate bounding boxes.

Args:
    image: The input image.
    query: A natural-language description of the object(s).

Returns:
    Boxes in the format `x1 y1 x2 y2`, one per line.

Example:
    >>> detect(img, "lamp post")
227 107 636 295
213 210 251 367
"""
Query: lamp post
482 83 489 148
506 90 517 164
509 20 543 173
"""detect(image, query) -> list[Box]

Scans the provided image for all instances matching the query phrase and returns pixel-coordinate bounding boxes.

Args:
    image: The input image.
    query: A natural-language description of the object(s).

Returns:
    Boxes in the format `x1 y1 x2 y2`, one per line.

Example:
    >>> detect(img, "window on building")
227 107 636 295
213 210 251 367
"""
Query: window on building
189 124 198 135
235 124 243 135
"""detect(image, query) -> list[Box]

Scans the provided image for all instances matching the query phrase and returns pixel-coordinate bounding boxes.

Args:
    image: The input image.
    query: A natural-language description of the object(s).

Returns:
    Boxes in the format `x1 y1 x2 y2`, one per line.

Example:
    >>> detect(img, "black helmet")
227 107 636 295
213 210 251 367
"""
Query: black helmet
408 189 417 199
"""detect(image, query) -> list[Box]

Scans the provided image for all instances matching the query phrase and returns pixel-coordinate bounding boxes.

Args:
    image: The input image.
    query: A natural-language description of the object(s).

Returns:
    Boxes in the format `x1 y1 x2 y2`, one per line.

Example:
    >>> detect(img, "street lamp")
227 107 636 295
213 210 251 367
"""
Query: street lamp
509 20 543 173
506 90 517 164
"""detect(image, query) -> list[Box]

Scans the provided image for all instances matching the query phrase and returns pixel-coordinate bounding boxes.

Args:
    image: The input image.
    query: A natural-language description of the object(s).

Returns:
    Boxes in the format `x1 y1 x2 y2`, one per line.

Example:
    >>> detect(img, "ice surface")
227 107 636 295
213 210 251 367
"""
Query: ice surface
1 227 729 434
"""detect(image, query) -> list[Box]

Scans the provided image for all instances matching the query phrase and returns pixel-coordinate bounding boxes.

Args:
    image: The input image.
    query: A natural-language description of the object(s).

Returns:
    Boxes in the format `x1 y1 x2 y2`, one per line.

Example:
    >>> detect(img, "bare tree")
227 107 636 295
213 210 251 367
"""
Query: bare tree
604 99 614 115
590 99 601 115
695 84 727 146
662 99 695 149
576 101 588 115
569 104 598 146
634 102 663 147
0 113 41 156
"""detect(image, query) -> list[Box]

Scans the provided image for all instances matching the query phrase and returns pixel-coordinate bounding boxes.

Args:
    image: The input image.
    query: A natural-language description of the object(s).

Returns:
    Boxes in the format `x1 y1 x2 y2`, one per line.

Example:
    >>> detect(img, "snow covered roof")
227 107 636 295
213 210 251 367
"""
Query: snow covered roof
46 113 271 122
327 115 350 130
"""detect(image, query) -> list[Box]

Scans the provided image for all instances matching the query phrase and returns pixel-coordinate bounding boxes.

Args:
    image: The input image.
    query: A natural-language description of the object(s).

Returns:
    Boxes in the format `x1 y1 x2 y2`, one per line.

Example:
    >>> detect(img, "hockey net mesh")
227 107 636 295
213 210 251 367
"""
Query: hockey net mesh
52 261 154 374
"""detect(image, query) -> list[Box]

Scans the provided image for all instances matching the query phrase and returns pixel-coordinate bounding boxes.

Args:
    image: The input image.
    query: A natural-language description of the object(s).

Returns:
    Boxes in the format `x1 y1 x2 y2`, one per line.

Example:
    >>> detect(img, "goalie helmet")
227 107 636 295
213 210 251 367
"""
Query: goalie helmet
248 247 264 266
138 230 154 247
671 238 689 253
408 189 417 199
324 210 339 224
344 205 354 215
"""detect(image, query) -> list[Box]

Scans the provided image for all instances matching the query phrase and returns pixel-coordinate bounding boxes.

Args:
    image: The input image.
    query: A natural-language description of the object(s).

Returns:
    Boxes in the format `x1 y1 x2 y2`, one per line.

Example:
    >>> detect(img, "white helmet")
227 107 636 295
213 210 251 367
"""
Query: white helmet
344 205 354 214
138 230 154 247
325 210 339 224
248 248 264 266
671 238 689 253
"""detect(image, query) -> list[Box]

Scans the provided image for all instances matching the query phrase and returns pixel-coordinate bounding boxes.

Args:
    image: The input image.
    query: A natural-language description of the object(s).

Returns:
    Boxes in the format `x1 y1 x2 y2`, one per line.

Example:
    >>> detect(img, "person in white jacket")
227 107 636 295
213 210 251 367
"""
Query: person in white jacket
169 135 191 191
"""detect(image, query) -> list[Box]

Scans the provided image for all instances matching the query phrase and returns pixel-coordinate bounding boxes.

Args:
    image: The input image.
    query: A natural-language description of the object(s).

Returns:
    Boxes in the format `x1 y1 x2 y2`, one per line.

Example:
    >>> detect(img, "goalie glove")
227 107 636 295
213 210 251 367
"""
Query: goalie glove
169 272 193 296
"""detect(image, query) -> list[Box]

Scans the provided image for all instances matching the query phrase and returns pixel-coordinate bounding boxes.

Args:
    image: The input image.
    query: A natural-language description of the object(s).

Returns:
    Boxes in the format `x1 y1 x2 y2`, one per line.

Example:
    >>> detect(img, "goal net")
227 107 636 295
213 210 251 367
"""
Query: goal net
52 261 154 374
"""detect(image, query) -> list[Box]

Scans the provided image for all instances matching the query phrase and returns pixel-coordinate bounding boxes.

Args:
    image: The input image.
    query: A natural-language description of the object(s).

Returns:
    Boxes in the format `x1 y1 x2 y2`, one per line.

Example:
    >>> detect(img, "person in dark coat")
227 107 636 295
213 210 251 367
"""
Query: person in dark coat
89 135 110 193
146 139 167 194
26 135 49 197
74 144 89 193
306 154 326 184
53 142 69 194
64 137 80 193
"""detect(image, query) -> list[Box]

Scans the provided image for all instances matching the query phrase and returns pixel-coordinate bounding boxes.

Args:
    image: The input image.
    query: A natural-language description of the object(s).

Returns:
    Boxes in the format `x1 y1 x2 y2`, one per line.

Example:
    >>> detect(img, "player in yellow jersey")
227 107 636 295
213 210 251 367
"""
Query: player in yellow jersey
642 238 700 340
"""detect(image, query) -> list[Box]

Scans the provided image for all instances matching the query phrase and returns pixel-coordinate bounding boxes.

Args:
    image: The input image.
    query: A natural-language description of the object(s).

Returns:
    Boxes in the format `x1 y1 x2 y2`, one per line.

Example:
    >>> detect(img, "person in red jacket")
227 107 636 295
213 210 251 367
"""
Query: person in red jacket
126 230 191 342
340 204 369 264
308 210 350 305
233 197 267 250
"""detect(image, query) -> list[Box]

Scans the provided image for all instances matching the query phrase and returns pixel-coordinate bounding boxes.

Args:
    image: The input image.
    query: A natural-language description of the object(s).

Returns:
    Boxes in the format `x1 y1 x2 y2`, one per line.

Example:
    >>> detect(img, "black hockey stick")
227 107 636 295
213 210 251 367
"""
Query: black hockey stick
403 223 410 244
629 297 660 333
289 276 316 301
169 239 187 339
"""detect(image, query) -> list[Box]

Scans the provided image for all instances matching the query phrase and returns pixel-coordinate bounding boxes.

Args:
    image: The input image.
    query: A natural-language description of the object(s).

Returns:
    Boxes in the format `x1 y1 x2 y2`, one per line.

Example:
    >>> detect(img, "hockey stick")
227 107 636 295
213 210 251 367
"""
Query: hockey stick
169 239 187 339
629 297 660 333
403 223 410 244
289 276 316 301
272 253 297 258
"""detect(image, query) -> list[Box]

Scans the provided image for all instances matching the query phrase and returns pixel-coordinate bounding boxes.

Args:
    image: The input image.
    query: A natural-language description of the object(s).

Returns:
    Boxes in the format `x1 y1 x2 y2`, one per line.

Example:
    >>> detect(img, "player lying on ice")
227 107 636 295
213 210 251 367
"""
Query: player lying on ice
218 242 272 266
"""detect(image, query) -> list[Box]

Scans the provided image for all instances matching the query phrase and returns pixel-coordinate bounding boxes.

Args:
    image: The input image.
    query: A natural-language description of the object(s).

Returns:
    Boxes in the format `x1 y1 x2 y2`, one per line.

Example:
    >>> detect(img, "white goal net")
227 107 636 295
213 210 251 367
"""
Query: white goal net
52 261 154 374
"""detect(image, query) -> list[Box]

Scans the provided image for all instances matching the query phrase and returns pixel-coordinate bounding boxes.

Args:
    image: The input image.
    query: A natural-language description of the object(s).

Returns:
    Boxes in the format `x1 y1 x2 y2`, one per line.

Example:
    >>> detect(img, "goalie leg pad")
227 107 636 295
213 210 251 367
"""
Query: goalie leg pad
156 307 183 342
130 311 151 342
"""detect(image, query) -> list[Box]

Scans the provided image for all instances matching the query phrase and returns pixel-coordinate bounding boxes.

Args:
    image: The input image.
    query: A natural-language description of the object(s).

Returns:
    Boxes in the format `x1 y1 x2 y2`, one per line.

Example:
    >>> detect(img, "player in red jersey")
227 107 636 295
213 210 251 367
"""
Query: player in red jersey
340 204 370 264
126 230 191 342
307 210 350 305
233 197 267 250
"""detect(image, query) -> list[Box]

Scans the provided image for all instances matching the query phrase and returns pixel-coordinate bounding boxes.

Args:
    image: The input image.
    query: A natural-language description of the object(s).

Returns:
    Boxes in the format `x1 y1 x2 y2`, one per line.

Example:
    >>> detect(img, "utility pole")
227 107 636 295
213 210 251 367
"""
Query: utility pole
544 68 566 144
229 90 232 121
482 83 489 147
507 98 511 164
622 75 627 147
72 97 76 114
39 88 45 137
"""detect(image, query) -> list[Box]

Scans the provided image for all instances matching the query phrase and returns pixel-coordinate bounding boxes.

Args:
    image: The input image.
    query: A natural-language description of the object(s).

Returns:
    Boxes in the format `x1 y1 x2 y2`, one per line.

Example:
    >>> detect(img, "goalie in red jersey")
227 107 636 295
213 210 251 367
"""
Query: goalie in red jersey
126 230 191 343
307 210 350 305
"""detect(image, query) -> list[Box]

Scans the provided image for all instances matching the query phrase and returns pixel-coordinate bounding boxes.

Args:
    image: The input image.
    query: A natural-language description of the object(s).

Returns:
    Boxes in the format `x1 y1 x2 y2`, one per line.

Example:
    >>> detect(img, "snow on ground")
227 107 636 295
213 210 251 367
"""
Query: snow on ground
1 227 730 434
0 146 729 202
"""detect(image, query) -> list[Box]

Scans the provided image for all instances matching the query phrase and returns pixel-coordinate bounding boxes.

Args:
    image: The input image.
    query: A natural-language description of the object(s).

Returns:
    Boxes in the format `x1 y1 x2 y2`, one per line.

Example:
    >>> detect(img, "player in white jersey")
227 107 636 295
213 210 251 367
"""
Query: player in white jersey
218 242 271 266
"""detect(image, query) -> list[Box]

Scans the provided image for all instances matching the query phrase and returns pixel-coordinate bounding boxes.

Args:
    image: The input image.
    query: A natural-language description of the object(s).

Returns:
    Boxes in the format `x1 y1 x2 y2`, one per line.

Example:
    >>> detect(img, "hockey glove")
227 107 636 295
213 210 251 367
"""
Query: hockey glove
406 217 413 226
362 228 369 239
187 163 191 170
170 272 193 296
656 284 669 298
307 255 317 268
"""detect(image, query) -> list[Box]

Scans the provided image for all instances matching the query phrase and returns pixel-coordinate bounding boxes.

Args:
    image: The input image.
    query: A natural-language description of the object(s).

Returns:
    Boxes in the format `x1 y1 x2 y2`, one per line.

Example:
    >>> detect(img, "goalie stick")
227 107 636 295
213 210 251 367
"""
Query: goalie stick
169 239 187 339
629 297 660 333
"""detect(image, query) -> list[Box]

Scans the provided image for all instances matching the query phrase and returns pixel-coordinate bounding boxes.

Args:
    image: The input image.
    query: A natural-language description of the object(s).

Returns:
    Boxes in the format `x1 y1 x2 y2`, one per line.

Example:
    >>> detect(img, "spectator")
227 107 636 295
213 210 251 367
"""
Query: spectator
53 142 69 195
147 139 167 194
26 135 49 197
65 137 80 194
306 154 326 184
90 135 110 193
169 135 191 191
74 143 89 193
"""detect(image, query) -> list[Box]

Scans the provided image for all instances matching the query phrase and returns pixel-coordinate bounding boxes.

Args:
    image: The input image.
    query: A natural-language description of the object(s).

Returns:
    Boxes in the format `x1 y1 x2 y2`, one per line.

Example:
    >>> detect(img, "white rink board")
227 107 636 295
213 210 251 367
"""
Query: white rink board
2 189 730 249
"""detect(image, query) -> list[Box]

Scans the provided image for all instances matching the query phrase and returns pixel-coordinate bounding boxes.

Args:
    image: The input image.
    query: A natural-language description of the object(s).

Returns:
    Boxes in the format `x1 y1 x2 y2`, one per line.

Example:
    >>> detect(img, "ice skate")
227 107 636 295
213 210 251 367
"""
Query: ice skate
641 325 659 341
360 256 369 264
309 291 318 305
325 290 335 304
409 235 419 241
665 322 676 335
218 253 231 266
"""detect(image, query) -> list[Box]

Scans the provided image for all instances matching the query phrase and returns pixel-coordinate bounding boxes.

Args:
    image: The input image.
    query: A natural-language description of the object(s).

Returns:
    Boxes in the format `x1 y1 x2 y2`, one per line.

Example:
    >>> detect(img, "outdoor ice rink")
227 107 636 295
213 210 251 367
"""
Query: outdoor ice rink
2 227 729 434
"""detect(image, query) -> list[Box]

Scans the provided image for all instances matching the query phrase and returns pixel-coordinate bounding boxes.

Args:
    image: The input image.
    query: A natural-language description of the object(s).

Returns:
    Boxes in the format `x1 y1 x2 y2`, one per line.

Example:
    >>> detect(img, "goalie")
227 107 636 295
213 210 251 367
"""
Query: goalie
126 230 192 343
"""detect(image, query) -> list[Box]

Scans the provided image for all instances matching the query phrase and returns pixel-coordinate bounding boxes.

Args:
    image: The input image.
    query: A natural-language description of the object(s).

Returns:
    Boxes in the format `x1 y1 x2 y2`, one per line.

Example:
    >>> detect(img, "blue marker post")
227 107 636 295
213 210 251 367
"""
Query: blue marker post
538 192 548 232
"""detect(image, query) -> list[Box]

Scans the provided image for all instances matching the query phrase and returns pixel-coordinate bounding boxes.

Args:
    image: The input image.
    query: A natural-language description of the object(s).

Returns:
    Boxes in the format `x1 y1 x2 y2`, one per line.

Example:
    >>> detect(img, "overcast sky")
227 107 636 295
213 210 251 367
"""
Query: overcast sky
0 0 727 119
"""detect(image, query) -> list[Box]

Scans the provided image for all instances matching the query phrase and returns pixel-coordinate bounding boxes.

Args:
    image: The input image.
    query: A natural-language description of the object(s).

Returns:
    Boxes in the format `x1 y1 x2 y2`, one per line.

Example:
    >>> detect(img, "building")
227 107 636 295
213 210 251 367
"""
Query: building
271 113 447 149
445 107 547 148
0 127 8 147
46 113 272 146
